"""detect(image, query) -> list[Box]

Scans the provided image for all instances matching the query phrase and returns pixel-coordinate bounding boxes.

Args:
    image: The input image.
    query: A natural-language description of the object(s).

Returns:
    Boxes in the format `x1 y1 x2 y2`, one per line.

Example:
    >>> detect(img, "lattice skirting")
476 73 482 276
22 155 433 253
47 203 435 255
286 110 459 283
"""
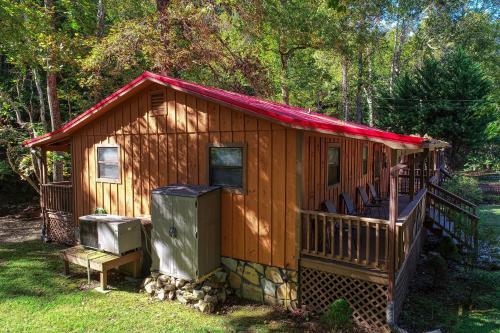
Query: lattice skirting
300 266 388 332
46 211 76 245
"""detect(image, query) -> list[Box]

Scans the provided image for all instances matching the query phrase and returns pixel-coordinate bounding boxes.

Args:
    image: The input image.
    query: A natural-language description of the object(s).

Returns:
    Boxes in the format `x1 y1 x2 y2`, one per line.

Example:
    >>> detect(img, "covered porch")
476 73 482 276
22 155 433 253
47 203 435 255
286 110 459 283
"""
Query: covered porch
298 148 445 330
38 141 75 245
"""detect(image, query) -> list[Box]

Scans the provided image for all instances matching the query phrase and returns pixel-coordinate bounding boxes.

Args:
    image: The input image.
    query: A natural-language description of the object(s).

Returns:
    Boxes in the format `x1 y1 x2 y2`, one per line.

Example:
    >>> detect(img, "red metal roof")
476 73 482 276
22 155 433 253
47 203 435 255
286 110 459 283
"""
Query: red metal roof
24 71 425 148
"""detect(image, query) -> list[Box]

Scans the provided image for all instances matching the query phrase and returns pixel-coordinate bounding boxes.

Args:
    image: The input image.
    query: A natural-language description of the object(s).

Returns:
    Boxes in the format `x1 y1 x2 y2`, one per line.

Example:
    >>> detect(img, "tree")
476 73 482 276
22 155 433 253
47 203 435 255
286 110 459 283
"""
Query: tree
377 49 495 168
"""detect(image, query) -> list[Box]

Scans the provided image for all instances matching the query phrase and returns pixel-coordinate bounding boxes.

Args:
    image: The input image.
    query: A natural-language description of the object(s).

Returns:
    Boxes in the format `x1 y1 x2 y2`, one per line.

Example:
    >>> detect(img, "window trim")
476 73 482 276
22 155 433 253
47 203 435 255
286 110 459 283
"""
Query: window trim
326 143 341 188
207 143 247 194
362 144 368 175
96 143 121 184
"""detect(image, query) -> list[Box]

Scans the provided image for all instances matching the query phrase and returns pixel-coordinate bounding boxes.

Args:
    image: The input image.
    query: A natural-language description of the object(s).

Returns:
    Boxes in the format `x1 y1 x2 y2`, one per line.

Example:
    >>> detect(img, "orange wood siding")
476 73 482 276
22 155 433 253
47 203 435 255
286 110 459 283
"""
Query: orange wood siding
302 132 390 212
71 83 298 269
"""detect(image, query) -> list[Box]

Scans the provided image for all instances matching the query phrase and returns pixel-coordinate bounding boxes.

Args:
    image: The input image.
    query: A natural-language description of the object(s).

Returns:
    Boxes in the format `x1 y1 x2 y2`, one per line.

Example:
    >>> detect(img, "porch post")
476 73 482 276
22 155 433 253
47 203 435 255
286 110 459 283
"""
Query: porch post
419 149 427 190
388 160 405 302
424 148 430 183
408 154 415 200
40 147 49 241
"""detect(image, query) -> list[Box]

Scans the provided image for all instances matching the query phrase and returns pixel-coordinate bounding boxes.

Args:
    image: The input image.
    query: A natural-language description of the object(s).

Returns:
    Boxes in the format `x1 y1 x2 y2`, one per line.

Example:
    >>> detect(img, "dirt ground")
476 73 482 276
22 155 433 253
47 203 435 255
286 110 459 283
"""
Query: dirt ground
0 208 42 243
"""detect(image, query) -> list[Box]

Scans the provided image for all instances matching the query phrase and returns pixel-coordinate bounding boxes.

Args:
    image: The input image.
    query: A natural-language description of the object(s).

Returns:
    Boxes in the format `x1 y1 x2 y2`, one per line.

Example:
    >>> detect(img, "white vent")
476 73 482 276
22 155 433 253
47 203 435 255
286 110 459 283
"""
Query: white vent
150 89 166 115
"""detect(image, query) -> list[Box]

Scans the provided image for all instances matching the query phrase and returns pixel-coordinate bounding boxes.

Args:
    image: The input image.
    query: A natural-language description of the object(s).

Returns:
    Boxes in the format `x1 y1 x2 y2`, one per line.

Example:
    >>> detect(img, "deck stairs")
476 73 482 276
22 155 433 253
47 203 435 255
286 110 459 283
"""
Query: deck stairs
425 181 479 250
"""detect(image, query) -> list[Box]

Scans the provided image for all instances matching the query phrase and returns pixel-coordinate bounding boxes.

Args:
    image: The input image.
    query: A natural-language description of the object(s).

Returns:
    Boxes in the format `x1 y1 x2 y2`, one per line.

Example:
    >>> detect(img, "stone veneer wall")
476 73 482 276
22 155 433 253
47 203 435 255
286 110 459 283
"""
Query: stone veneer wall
221 257 298 309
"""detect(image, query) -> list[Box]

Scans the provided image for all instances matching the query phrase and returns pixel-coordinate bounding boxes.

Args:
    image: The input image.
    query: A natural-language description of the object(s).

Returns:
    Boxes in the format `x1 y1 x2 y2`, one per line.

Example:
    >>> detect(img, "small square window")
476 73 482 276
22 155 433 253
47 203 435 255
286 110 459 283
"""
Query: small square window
209 145 245 189
97 145 120 182
362 144 368 175
327 145 340 186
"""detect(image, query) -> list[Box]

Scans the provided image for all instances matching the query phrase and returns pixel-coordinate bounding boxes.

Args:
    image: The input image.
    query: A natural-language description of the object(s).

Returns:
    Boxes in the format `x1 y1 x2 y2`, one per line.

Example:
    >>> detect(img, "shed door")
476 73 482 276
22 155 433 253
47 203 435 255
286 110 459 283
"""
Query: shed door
170 195 198 280
151 193 175 275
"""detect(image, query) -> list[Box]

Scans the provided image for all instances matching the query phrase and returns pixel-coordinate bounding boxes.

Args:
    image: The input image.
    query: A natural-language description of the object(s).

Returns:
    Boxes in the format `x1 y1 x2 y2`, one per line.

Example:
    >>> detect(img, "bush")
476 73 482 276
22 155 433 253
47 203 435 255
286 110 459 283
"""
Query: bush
438 236 459 261
442 175 483 204
427 253 447 288
94 207 108 214
322 299 353 331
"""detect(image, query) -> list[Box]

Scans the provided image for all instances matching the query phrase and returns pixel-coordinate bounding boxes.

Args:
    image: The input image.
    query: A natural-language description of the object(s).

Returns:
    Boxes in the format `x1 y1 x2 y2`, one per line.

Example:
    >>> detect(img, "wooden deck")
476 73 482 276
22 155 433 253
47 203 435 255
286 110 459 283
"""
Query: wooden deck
300 190 427 278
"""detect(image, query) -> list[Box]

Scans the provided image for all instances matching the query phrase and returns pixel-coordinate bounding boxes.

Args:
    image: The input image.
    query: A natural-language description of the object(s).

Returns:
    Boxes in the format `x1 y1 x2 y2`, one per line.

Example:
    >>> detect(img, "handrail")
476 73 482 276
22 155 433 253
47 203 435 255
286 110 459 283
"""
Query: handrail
427 192 479 220
426 191 479 250
301 210 390 224
397 189 427 222
428 182 477 209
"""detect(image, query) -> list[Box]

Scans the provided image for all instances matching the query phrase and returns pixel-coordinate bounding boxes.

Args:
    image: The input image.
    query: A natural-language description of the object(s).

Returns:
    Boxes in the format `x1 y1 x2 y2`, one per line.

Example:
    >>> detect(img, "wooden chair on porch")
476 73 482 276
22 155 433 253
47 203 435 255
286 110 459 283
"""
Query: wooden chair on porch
368 183 388 204
321 200 337 214
357 186 383 218
340 192 361 216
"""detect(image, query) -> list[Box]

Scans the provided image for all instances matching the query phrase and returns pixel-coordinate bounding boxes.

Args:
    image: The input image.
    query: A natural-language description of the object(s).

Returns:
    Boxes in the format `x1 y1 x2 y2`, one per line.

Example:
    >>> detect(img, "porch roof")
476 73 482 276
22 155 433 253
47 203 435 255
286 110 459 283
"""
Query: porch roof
23 71 447 150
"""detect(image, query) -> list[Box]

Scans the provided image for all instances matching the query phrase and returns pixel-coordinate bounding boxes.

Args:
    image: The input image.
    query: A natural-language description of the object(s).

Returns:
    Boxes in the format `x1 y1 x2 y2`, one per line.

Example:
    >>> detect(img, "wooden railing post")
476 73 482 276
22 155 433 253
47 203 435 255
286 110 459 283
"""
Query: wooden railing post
409 154 415 200
388 162 406 302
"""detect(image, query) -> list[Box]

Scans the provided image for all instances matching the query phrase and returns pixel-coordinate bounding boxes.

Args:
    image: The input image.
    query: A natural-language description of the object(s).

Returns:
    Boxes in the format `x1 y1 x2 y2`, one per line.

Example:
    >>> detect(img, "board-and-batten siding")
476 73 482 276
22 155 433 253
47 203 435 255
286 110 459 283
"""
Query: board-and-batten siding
302 132 390 212
71 83 298 269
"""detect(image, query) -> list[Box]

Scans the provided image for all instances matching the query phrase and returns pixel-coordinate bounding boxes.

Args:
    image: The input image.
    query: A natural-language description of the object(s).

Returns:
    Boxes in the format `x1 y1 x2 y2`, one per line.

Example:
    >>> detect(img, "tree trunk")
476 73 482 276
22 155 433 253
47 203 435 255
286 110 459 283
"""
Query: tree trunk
32 68 49 132
355 48 363 123
341 56 350 120
156 0 171 74
390 17 408 94
96 0 105 38
45 0 63 182
363 54 374 127
280 52 290 105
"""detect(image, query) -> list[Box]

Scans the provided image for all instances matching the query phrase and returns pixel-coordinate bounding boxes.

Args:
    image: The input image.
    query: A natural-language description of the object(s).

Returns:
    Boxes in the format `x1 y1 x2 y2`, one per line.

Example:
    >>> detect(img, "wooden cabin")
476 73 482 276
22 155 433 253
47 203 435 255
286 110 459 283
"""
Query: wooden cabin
25 72 477 332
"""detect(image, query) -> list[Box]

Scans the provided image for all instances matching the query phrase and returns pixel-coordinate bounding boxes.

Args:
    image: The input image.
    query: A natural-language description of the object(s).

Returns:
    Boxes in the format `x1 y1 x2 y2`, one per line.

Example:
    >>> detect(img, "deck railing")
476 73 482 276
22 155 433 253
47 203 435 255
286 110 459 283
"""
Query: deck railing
41 182 73 214
395 188 427 272
426 191 479 250
300 188 429 273
427 182 477 216
301 211 390 271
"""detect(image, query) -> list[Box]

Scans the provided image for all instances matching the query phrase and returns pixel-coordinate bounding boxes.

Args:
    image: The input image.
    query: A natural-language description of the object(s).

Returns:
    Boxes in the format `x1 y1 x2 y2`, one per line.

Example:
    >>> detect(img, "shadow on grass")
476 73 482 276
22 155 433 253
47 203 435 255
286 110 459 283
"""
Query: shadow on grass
222 303 304 332
0 240 140 302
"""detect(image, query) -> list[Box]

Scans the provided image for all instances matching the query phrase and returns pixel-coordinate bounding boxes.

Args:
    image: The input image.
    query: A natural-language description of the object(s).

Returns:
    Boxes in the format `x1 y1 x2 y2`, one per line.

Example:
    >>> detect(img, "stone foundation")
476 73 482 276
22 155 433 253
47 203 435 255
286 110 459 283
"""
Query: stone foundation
221 257 298 309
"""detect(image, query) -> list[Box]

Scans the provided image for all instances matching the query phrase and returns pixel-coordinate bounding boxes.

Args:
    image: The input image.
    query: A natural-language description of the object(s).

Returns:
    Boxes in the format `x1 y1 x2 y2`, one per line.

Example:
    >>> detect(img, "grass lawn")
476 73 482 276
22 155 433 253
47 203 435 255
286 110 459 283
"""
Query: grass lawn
400 204 500 333
0 240 302 333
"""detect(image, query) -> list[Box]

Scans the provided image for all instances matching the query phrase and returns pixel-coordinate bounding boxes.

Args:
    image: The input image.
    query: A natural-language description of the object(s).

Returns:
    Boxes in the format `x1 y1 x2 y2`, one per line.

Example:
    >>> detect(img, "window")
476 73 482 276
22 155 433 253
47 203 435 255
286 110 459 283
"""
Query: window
327 145 340 186
97 145 120 182
209 145 245 190
362 144 368 175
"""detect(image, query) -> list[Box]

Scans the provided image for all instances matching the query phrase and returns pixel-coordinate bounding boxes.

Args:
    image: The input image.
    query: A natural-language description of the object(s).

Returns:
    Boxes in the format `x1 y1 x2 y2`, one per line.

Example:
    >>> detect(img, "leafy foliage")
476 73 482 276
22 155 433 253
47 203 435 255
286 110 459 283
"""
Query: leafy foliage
438 236 459 261
442 175 483 205
0 0 498 196
427 253 448 288
321 298 353 331
377 49 496 168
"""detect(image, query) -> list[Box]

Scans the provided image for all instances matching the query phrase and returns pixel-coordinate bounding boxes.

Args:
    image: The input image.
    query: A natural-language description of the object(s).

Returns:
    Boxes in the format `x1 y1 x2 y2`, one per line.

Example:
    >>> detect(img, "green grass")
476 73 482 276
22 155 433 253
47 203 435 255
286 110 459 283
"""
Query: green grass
478 205 500 230
0 241 300 333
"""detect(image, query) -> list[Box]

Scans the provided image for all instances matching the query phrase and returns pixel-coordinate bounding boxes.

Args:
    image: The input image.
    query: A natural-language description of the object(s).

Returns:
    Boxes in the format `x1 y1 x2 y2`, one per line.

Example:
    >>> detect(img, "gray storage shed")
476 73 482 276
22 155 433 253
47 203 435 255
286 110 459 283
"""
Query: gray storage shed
151 185 221 280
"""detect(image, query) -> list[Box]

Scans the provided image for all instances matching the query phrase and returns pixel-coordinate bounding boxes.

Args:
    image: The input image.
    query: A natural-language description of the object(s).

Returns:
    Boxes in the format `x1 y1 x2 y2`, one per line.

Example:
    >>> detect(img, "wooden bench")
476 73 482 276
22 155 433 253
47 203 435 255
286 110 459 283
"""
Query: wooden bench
60 246 141 290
